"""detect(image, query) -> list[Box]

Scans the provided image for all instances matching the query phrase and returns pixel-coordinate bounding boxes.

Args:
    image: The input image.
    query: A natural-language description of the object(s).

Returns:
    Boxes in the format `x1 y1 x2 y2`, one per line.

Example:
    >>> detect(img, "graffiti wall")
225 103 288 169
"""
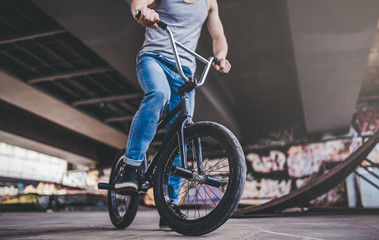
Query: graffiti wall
240 139 352 206
61 168 110 190
241 107 379 206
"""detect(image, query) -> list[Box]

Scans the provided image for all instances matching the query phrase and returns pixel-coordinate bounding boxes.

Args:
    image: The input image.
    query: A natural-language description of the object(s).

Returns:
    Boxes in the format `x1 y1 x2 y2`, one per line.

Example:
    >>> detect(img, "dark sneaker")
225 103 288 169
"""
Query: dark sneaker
115 165 139 192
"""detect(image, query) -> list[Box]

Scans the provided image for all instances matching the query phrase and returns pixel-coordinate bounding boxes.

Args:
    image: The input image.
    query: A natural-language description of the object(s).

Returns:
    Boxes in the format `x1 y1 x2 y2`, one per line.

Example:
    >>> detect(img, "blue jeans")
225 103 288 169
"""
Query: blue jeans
125 53 195 205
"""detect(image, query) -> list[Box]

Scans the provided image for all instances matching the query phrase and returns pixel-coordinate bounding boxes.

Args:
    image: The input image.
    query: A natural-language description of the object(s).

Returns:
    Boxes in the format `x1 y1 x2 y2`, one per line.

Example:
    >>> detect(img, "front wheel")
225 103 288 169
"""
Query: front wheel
153 122 246 236
108 150 140 229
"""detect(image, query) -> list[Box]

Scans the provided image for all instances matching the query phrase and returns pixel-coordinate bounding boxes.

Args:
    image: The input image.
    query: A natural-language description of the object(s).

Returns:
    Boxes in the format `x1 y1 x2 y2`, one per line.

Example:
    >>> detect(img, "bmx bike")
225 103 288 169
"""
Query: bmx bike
98 13 246 236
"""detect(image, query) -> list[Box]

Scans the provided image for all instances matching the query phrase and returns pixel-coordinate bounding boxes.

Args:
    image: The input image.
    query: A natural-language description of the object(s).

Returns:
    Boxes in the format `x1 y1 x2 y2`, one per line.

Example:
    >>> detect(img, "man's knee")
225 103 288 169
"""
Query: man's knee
145 89 170 107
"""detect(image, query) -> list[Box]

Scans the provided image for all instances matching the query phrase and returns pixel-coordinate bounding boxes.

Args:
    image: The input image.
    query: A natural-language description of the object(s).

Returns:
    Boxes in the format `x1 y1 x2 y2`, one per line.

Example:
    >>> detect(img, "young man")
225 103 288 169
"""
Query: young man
115 0 231 207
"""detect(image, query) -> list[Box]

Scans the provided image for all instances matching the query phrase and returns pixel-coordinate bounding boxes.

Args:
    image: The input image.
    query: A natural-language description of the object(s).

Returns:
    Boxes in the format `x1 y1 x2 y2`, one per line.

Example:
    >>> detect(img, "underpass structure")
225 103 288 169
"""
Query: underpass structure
0 0 379 215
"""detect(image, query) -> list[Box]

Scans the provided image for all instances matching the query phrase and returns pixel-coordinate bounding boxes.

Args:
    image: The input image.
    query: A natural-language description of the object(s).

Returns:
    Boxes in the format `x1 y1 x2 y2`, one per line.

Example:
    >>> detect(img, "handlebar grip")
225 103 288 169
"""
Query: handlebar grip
135 10 167 30
157 21 168 30
213 57 221 66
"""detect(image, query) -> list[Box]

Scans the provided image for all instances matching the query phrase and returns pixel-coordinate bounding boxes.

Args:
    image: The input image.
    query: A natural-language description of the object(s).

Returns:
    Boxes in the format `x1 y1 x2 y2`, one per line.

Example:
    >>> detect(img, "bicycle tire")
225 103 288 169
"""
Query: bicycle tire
153 121 246 236
108 150 140 229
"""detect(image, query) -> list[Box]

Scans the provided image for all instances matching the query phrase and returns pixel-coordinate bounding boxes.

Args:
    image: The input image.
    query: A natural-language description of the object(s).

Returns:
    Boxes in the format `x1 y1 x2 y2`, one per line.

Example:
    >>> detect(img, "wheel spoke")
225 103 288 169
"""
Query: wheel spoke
205 165 229 173
169 179 190 201
197 184 212 214
204 157 228 174
203 185 220 207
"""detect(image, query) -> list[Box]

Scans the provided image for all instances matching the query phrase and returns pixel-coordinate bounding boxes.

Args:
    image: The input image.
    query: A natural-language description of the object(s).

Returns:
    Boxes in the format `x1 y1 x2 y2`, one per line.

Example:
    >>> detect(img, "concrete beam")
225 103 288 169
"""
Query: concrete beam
0 71 126 149
72 93 141 107
28 66 113 84
0 29 66 45
0 99 119 166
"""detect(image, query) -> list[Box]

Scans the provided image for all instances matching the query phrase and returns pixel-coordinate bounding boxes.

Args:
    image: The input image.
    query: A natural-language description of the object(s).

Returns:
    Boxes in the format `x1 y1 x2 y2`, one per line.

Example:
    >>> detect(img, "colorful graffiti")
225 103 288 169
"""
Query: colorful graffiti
287 140 350 178
241 138 352 205
246 150 286 174
240 179 291 205
61 169 109 190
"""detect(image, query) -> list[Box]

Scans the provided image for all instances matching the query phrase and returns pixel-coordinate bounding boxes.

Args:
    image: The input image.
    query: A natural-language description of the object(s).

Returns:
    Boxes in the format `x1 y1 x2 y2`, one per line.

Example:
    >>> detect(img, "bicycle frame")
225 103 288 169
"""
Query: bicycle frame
99 24 220 192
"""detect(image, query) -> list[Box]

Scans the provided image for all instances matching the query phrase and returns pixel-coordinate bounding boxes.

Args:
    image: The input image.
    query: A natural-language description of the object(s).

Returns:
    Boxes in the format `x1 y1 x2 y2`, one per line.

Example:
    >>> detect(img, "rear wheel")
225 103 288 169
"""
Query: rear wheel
108 150 140 229
154 122 246 236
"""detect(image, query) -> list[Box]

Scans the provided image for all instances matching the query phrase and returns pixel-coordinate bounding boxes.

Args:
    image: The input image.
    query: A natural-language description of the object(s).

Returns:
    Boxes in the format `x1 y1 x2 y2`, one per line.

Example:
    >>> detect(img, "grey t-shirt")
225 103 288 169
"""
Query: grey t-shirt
139 0 209 74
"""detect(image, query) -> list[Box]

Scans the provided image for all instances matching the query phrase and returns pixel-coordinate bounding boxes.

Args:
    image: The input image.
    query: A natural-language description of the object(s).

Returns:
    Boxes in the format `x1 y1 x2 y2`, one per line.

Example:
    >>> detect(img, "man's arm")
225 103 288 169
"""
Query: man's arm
131 0 160 28
207 0 231 73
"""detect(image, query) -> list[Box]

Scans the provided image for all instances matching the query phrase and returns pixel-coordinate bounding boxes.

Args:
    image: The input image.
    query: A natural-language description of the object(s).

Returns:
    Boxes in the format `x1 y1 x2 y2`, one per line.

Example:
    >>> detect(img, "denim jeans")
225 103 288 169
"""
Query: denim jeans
125 53 195 205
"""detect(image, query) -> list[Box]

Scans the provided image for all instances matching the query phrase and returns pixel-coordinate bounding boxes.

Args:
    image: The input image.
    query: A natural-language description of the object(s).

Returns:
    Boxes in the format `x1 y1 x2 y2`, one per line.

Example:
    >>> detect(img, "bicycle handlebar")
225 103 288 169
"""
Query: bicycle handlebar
135 10 167 30
134 10 220 85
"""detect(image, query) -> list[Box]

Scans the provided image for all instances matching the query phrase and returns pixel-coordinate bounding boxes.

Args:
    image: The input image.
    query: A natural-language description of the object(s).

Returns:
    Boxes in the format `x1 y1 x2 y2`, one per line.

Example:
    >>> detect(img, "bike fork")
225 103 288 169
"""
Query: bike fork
194 136 204 173
177 119 205 175
178 93 193 169
178 117 190 169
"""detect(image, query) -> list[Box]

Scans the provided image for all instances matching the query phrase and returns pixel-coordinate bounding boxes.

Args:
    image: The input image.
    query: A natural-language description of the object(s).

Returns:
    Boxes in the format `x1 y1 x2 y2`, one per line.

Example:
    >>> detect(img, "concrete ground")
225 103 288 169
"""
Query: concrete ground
0 206 378 240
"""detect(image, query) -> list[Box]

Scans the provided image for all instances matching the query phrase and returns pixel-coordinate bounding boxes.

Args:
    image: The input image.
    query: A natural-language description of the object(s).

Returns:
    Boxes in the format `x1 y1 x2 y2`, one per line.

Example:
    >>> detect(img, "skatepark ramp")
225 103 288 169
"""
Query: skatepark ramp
234 131 379 217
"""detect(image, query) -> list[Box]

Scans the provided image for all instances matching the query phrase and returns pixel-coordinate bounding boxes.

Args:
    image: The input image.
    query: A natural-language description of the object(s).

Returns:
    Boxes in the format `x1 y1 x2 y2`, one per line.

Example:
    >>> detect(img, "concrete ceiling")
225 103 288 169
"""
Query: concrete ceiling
1 0 378 165
287 0 379 133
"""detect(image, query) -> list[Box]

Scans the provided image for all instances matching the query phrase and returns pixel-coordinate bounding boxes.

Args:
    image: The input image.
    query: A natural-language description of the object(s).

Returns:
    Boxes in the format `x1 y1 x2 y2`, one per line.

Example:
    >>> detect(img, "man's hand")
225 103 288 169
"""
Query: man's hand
135 7 160 28
213 58 231 74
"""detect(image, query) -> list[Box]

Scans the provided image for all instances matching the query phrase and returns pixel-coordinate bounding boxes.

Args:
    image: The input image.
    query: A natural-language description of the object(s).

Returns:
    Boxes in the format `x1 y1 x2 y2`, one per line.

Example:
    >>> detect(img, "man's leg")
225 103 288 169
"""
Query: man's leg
116 55 171 191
